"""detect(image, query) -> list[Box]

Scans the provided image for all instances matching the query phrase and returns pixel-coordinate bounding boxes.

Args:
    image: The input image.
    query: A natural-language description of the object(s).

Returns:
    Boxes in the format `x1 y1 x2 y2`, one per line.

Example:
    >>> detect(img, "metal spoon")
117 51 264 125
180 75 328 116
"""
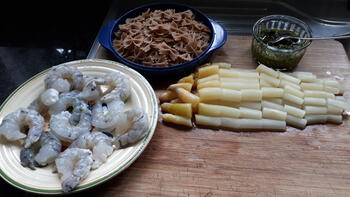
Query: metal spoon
270 33 350 45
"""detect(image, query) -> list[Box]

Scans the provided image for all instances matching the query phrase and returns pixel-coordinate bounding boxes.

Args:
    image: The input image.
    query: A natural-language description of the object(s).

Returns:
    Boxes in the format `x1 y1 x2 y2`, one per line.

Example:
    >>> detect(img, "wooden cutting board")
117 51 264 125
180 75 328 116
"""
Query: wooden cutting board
86 35 350 197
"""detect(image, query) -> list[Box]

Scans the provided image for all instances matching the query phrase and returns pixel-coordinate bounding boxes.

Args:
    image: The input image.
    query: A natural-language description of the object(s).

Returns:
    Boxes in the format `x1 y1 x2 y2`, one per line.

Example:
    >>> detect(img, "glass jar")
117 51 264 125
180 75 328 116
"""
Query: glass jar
251 15 312 71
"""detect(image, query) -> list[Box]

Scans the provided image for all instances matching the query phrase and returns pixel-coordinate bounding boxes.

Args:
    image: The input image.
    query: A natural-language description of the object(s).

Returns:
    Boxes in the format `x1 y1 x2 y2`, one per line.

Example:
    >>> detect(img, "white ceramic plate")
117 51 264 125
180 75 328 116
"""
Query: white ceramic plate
0 59 158 194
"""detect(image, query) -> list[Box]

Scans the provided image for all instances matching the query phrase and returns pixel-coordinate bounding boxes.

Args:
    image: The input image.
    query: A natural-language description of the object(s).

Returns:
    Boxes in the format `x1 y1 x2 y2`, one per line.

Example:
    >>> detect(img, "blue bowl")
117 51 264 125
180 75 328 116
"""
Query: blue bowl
98 3 227 77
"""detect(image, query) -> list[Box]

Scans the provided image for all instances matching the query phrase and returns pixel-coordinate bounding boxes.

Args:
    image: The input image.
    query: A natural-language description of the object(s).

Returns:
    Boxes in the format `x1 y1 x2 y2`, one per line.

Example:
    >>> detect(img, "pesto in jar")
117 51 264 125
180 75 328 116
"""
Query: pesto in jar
259 29 301 49
252 29 308 71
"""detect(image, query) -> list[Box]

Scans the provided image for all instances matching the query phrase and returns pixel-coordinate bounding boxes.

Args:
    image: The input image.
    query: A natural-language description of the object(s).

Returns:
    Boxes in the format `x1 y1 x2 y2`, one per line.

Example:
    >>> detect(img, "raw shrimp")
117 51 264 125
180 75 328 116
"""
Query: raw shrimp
20 146 36 170
40 88 59 106
48 90 88 125
69 131 118 169
44 64 84 93
34 131 62 167
116 108 149 147
70 100 89 126
91 100 127 132
48 90 80 115
79 76 105 102
50 107 92 142
20 131 61 169
101 72 131 103
55 148 93 192
28 88 59 115
0 108 44 148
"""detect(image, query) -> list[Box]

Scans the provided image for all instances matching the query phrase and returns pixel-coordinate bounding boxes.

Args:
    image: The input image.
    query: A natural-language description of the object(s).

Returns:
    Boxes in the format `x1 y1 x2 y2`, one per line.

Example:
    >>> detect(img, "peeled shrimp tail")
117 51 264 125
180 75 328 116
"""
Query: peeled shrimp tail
28 89 59 116
79 76 104 102
101 72 131 103
48 90 80 115
20 146 36 170
48 90 88 126
24 111 45 148
69 131 116 169
50 107 92 142
0 108 44 148
55 148 93 192
44 64 84 93
91 100 125 132
20 131 61 169
34 131 62 166
40 88 59 106
0 115 26 141
72 71 84 90
70 99 89 126
116 108 149 147
62 176 81 193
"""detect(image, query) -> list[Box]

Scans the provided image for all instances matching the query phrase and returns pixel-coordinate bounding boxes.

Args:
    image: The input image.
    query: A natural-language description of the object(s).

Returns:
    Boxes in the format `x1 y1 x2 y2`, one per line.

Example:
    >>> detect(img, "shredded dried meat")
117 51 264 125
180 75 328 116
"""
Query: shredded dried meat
112 9 211 67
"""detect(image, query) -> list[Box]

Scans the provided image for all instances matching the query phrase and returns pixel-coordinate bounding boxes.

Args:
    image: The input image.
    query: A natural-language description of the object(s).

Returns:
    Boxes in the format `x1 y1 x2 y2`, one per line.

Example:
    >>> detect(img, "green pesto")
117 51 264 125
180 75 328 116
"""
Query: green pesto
259 29 302 49
251 29 307 71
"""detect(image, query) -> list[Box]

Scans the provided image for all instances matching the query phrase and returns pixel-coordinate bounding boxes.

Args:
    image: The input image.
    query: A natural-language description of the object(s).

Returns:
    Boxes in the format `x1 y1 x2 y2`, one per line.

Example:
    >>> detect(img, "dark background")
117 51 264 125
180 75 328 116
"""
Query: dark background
0 1 111 104
0 0 349 196
0 0 349 103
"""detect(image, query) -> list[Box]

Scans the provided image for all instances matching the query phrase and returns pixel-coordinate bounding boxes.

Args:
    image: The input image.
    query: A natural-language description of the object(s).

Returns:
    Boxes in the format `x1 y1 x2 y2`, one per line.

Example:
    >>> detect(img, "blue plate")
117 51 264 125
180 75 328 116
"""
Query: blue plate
98 3 227 77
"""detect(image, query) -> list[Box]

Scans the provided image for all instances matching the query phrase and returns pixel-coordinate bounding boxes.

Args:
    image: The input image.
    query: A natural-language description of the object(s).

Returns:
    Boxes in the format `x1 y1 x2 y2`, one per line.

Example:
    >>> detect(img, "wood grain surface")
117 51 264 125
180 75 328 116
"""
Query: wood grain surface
85 35 350 197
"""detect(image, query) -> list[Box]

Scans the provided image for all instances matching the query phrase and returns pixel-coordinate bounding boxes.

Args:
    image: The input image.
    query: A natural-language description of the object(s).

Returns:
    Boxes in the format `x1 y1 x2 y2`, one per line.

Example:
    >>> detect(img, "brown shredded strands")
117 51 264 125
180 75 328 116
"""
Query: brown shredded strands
113 9 211 67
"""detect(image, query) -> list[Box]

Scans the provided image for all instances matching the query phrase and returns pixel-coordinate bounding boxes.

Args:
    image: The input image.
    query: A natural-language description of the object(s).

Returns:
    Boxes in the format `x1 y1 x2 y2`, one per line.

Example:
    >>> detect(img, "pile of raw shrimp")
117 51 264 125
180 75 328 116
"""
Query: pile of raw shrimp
0 65 149 192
